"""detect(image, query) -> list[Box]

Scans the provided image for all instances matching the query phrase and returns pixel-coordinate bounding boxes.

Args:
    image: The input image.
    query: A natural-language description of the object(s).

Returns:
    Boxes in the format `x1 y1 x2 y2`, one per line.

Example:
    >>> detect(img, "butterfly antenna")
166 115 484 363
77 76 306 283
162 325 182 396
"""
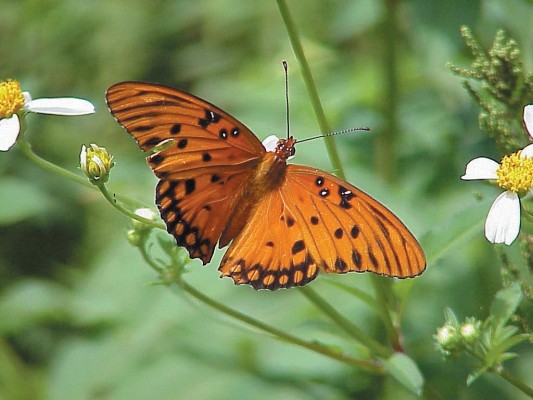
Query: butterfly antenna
297 126 370 144
282 60 290 140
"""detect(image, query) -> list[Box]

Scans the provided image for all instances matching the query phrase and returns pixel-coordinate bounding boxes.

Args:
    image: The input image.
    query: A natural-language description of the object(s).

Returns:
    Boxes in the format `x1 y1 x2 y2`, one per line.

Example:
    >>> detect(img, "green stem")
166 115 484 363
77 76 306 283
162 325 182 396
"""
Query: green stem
299 286 391 358
174 275 384 374
275 0 344 178
16 130 164 229
466 349 533 397
138 236 164 273
370 277 401 351
378 0 400 182
496 368 533 398
17 135 93 189
94 181 166 230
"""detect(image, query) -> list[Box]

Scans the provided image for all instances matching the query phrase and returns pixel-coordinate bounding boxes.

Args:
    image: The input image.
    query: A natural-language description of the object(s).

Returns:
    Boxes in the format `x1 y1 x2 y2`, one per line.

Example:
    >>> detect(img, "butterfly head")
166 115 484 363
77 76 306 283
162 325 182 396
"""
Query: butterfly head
274 136 296 161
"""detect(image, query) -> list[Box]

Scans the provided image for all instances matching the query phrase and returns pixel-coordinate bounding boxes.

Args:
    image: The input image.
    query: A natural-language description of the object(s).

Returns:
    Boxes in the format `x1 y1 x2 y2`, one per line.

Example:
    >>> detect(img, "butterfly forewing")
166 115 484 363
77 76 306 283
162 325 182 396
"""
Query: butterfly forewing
106 82 265 264
285 166 425 277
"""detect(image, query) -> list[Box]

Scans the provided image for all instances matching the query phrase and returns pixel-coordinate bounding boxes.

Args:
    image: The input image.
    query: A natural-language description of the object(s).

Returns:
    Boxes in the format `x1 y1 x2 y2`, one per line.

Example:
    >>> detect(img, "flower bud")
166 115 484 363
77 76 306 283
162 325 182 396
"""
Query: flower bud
459 318 481 344
126 229 141 247
132 208 157 231
80 144 114 183
435 324 461 354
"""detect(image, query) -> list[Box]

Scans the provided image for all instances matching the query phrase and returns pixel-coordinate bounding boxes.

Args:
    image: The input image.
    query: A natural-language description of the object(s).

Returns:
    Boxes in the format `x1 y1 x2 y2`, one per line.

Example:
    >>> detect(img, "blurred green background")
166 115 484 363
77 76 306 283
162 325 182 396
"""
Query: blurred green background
1 0 532 399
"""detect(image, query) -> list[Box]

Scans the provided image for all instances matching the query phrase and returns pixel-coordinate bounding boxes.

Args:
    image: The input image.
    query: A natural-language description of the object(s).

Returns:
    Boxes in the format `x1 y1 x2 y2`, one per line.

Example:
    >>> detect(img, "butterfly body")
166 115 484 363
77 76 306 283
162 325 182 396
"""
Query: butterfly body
106 82 426 290
218 145 289 247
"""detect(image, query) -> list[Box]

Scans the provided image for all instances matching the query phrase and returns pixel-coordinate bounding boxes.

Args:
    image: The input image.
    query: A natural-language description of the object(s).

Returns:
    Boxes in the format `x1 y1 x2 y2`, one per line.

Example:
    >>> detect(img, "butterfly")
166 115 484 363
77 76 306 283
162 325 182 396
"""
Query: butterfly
106 82 426 290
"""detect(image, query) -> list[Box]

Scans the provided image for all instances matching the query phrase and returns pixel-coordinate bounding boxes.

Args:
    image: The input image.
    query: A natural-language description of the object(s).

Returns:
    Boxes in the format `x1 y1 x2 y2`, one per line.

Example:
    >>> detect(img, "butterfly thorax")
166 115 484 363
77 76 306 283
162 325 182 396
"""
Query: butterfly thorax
219 140 292 246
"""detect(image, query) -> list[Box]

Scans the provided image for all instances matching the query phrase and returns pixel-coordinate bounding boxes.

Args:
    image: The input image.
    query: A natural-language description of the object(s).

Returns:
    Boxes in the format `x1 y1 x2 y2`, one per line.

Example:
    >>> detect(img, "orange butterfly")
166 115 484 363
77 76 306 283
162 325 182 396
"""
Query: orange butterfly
106 82 426 290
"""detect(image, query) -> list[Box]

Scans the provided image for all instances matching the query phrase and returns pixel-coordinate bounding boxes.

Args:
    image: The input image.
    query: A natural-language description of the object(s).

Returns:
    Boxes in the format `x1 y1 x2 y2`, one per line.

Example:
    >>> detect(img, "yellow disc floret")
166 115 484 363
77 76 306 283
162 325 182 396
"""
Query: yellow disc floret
496 150 533 193
0 80 25 118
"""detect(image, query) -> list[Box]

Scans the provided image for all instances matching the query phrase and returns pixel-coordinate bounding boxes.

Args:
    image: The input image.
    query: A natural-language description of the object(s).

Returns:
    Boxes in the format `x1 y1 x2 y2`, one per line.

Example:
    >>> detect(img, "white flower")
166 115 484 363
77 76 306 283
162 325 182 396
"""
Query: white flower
262 135 281 152
461 107 533 245
0 79 94 151
524 105 533 140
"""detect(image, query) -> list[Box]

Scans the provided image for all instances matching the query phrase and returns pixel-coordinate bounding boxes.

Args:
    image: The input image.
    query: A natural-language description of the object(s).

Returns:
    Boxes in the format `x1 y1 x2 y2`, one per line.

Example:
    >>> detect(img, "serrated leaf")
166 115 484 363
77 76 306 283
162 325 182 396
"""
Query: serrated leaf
467 365 489 386
496 352 519 363
492 333 529 354
490 283 522 329
383 353 424 395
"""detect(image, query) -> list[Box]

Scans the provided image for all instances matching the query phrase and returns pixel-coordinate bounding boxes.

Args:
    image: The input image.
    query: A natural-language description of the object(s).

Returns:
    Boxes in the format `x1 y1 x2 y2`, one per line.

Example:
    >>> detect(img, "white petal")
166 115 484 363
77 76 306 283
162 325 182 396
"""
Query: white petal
524 105 533 140
262 135 280 152
24 97 95 115
80 145 88 169
0 115 21 151
135 208 156 220
461 157 499 180
22 92 32 103
485 191 520 245
521 143 533 158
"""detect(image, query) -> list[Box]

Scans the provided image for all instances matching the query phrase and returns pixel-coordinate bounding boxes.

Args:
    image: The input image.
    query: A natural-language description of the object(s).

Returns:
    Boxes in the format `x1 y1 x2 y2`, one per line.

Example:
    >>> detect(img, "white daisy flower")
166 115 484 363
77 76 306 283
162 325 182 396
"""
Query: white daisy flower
461 106 533 245
262 134 281 152
0 79 94 151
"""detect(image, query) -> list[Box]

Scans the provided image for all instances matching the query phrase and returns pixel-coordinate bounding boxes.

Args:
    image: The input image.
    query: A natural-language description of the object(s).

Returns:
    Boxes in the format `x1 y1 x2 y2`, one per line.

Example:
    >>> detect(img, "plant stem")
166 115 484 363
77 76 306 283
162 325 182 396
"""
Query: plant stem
370 277 401 351
138 237 164 273
378 0 400 182
299 286 391 358
17 135 93 189
95 181 166 230
17 132 164 229
173 275 384 374
275 0 344 179
495 368 533 398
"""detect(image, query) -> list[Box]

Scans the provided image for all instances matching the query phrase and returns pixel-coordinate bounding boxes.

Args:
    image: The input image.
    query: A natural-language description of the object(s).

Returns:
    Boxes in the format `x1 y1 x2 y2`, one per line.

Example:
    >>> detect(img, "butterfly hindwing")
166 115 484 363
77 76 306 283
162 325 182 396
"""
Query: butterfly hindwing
219 164 425 290
106 82 265 264
219 187 319 290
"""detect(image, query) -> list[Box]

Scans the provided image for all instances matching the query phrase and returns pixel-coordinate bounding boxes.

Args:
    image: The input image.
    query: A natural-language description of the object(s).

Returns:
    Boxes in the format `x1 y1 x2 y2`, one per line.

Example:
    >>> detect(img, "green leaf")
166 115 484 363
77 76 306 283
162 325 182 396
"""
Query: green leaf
0 177 55 225
444 307 459 326
0 279 71 333
467 365 490 386
383 352 424 395
490 283 523 329
421 197 491 266
491 333 529 355
322 279 377 311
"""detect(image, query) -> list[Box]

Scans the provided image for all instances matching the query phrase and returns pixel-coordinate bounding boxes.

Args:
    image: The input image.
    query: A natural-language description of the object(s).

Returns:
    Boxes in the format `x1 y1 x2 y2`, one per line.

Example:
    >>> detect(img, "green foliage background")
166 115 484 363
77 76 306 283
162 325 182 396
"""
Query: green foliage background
1 0 532 399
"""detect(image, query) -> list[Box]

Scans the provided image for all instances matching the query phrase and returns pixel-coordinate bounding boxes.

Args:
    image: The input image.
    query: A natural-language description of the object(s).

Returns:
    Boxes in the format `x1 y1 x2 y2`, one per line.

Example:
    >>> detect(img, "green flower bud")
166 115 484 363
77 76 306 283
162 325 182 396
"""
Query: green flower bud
459 318 481 344
80 144 114 183
435 324 461 353
126 229 140 247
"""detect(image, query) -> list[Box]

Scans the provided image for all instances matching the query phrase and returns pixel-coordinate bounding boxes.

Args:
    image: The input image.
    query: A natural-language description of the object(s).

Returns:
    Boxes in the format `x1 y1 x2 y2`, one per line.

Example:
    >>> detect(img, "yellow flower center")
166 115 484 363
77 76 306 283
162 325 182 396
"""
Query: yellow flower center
496 150 533 193
0 79 25 118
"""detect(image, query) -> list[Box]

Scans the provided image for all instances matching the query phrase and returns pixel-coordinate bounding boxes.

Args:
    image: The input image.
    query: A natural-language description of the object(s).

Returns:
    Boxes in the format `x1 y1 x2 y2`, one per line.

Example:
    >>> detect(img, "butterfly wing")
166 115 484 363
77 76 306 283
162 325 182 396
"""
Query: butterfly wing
106 82 265 263
219 164 425 290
